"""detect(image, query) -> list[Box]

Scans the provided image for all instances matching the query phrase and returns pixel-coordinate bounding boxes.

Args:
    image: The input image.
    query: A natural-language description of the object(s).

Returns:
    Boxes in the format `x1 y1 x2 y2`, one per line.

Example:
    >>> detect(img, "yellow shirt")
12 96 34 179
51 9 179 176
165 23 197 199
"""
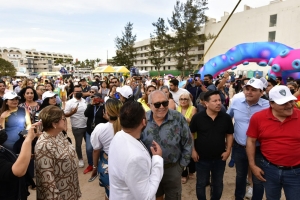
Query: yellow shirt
137 98 151 112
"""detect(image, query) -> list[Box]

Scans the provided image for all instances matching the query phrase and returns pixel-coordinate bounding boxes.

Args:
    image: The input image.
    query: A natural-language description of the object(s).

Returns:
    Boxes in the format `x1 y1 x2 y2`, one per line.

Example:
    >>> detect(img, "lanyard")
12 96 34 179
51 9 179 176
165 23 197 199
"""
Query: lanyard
93 106 101 123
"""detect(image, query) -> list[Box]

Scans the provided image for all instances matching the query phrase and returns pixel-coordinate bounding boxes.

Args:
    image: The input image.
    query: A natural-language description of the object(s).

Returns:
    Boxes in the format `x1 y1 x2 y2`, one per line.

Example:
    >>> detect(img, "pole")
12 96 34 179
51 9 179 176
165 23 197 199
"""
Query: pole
196 0 243 71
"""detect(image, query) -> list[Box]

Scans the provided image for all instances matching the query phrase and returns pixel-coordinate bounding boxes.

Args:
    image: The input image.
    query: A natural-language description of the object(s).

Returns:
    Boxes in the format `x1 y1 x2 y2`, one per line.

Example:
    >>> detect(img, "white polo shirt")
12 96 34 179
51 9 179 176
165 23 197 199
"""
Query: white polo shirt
64 97 87 128
170 88 189 105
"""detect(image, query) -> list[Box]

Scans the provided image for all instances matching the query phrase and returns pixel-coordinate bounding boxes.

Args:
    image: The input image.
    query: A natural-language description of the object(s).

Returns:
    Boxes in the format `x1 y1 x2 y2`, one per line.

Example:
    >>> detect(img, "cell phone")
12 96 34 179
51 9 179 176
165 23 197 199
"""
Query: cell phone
36 119 43 134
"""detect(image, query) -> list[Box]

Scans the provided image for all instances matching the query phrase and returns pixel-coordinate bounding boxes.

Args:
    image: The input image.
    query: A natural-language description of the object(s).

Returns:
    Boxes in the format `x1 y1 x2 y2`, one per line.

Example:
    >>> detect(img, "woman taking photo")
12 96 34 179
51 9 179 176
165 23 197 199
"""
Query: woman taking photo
18 87 40 124
0 92 31 152
35 105 81 200
160 86 176 110
66 79 74 99
99 81 109 99
90 98 122 199
0 121 40 200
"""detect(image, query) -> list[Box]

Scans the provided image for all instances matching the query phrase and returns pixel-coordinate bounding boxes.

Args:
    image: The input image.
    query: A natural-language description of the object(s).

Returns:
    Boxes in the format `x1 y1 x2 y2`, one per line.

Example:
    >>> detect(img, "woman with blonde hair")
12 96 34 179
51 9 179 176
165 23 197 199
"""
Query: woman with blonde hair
90 98 122 199
35 105 81 200
177 92 197 184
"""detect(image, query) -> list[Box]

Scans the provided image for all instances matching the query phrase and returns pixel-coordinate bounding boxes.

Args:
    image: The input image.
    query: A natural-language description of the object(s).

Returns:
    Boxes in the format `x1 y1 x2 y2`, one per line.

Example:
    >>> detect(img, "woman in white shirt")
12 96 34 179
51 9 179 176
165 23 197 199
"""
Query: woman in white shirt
90 98 122 200
58 80 67 109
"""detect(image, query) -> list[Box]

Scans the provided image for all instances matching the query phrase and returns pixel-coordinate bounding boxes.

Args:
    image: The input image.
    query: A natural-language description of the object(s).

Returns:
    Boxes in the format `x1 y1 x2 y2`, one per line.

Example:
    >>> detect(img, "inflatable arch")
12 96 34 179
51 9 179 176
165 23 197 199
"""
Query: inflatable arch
198 42 300 82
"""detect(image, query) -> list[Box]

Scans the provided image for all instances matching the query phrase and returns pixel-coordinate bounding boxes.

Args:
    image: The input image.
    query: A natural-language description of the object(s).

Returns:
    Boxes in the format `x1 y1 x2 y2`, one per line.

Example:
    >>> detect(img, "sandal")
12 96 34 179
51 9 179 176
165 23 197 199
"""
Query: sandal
181 176 189 184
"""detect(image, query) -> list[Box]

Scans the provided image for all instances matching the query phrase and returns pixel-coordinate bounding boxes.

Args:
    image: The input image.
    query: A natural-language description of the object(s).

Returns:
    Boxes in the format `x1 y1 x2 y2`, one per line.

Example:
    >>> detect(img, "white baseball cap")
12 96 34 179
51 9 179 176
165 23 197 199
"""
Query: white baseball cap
3 92 20 100
245 78 264 90
116 85 133 99
42 91 57 101
269 85 297 105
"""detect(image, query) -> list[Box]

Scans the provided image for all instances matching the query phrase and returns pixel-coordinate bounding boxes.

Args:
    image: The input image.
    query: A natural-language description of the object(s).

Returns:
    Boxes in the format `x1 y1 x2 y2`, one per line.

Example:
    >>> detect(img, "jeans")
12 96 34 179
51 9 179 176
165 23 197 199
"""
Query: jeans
71 127 86 159
196 158 226 200
85 132 93 166
233 142 264 200
261 158 300 200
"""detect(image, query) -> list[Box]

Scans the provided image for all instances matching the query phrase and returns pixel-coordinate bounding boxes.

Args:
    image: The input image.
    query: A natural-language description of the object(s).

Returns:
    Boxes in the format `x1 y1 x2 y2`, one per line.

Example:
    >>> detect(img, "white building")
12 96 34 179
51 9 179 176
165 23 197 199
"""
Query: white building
0 47 73 76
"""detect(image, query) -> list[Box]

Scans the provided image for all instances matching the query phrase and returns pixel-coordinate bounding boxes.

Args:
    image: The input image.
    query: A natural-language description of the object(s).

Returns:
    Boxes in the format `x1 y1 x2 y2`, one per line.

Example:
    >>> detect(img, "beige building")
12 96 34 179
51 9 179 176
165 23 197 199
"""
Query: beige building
133 31 205 72
0 47 73 76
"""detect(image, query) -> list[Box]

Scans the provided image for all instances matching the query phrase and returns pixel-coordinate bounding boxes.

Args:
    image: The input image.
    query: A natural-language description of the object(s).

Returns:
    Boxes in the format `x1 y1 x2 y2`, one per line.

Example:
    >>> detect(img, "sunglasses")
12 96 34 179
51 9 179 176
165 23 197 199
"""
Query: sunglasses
152 101 169 108
179 98 189 101
111 81 118 84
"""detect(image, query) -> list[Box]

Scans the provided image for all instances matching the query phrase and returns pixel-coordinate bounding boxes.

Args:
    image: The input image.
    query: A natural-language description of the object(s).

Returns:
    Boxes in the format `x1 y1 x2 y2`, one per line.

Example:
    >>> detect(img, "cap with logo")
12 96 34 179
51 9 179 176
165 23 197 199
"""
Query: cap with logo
116 85 133 99
269 85 297 105
3 92 20 100
42 91 57 101
245 78 264 90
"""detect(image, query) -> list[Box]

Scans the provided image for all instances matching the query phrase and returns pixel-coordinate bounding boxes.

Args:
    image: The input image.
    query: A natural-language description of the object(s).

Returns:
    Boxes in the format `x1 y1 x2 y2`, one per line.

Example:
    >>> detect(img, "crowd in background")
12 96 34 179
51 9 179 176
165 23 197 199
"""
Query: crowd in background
0 72 300 200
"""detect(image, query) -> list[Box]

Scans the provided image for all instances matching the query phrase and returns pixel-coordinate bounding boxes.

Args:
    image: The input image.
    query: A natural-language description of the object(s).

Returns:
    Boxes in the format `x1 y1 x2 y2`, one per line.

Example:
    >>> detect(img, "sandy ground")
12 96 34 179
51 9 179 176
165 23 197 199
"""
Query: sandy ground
28 120 286 200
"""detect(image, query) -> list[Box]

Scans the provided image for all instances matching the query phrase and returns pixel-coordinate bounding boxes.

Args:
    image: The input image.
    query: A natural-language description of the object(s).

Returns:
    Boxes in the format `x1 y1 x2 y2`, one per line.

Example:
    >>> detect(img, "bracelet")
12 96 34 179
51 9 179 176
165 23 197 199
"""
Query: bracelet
93 165 97 169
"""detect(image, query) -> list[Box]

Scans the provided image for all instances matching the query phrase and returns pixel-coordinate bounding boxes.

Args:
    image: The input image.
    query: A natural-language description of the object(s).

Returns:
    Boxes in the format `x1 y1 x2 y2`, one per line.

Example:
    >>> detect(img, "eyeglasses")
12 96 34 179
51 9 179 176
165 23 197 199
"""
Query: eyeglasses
179 98 189 101
152 101 169 108
111 81 118 84
61 117 66 122
90 91 95 94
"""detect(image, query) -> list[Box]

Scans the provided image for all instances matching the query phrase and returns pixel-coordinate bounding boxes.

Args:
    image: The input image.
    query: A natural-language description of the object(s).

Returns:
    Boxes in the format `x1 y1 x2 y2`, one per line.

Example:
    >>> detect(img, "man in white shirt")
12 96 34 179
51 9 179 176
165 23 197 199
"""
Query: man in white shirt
109 101 164 200
64 85 87 168
169 79 189 105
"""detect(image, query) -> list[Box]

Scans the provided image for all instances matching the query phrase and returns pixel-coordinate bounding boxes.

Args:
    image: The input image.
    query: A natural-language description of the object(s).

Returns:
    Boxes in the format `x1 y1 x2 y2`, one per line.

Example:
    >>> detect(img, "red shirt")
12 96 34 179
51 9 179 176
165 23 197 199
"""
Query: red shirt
247 108 300 166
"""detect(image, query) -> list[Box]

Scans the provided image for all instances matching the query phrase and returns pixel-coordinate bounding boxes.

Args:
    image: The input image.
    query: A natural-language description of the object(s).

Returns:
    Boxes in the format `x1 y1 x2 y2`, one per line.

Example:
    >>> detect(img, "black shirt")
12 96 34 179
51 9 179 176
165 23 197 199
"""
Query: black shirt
190 111 234 160
84 104 108 134
0 147 29 200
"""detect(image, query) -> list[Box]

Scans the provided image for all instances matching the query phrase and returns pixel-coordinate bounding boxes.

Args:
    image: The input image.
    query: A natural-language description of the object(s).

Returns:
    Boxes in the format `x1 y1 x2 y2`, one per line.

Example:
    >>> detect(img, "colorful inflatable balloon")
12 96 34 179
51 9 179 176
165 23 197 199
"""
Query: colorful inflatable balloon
198 42 300 82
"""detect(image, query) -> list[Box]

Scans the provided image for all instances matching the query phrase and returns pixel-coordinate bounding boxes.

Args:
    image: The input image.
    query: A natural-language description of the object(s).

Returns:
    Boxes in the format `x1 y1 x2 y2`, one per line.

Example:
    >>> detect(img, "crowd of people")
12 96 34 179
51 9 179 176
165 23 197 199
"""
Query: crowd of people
0 72 300 200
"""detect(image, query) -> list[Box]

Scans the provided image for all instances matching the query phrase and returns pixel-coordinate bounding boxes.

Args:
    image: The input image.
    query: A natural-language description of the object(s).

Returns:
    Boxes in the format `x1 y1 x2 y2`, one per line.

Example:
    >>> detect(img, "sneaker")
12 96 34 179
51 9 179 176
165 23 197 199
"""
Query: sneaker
228 159 235 168
78 159 84 168
245 186 253 199
84 165 93 174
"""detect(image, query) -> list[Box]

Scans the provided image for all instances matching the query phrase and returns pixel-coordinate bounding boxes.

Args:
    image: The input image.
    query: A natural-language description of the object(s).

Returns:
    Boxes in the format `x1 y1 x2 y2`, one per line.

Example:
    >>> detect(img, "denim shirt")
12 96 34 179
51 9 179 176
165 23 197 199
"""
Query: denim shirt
227 97 270 146
141 109 193 167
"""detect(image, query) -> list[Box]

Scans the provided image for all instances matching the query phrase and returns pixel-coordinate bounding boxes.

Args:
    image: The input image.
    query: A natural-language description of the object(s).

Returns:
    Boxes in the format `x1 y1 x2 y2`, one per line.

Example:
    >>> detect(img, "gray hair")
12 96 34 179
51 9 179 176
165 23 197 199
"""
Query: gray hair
148 90 168 104
160 85 169 91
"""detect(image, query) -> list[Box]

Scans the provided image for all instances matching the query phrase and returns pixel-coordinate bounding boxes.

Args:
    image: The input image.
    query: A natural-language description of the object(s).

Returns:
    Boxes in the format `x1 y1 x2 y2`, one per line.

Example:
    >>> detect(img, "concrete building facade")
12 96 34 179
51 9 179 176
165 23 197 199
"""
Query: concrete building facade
0 47 73 76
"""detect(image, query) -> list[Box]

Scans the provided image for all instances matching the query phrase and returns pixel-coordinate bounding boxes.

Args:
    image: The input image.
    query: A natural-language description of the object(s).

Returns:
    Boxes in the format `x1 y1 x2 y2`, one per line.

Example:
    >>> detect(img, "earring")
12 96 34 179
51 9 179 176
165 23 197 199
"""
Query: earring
54 126 56 129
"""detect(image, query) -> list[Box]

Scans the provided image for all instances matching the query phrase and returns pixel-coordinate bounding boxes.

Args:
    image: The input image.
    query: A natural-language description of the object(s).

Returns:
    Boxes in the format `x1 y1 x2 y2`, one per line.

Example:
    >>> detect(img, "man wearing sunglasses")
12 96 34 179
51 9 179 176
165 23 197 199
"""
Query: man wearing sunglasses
141 90 193 200
36 85 46 104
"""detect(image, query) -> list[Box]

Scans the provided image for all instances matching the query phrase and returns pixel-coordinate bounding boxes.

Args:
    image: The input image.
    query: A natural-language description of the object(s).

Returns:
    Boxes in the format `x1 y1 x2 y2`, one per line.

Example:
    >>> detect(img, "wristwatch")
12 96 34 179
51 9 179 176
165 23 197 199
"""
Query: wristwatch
93 165 97 169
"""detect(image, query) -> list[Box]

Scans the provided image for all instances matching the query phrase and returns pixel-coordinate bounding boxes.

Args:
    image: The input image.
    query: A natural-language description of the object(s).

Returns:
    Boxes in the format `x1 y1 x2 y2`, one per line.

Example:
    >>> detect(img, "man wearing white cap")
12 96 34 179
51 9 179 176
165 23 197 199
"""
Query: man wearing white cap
227 78 269 200
246 85 300 200
116 85 133 103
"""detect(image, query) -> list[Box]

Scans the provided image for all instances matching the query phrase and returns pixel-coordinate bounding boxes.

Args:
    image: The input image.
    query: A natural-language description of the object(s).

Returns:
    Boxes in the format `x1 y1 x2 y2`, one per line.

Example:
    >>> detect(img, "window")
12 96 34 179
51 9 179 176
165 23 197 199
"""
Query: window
141 67 143 70
198 54 203 61
168 58 171 61
151 67 153 70
144 60 147 64
163 66 166 70
269 14 277 27
268 31 276 42
155 67 157 70
168 66 170 70
141 60 143 64
198 44 204 50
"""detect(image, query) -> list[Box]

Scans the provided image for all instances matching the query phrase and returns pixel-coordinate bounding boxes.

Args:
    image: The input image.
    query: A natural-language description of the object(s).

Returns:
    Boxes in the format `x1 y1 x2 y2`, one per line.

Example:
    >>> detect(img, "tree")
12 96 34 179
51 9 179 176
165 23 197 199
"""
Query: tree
148 18 169 76
112 22 137 67
95 58 101 67
0 58 17 77
152 0 212 75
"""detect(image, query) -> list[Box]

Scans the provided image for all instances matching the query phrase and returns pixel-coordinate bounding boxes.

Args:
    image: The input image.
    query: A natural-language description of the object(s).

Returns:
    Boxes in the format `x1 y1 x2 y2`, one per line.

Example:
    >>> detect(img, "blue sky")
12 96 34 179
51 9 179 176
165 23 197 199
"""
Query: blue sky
0 0 271 62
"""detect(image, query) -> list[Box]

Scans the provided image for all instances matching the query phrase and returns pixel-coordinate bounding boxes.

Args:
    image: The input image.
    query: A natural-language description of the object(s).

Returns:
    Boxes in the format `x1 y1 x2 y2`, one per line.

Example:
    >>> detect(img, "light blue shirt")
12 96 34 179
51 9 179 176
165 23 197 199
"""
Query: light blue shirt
227 98 269 146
